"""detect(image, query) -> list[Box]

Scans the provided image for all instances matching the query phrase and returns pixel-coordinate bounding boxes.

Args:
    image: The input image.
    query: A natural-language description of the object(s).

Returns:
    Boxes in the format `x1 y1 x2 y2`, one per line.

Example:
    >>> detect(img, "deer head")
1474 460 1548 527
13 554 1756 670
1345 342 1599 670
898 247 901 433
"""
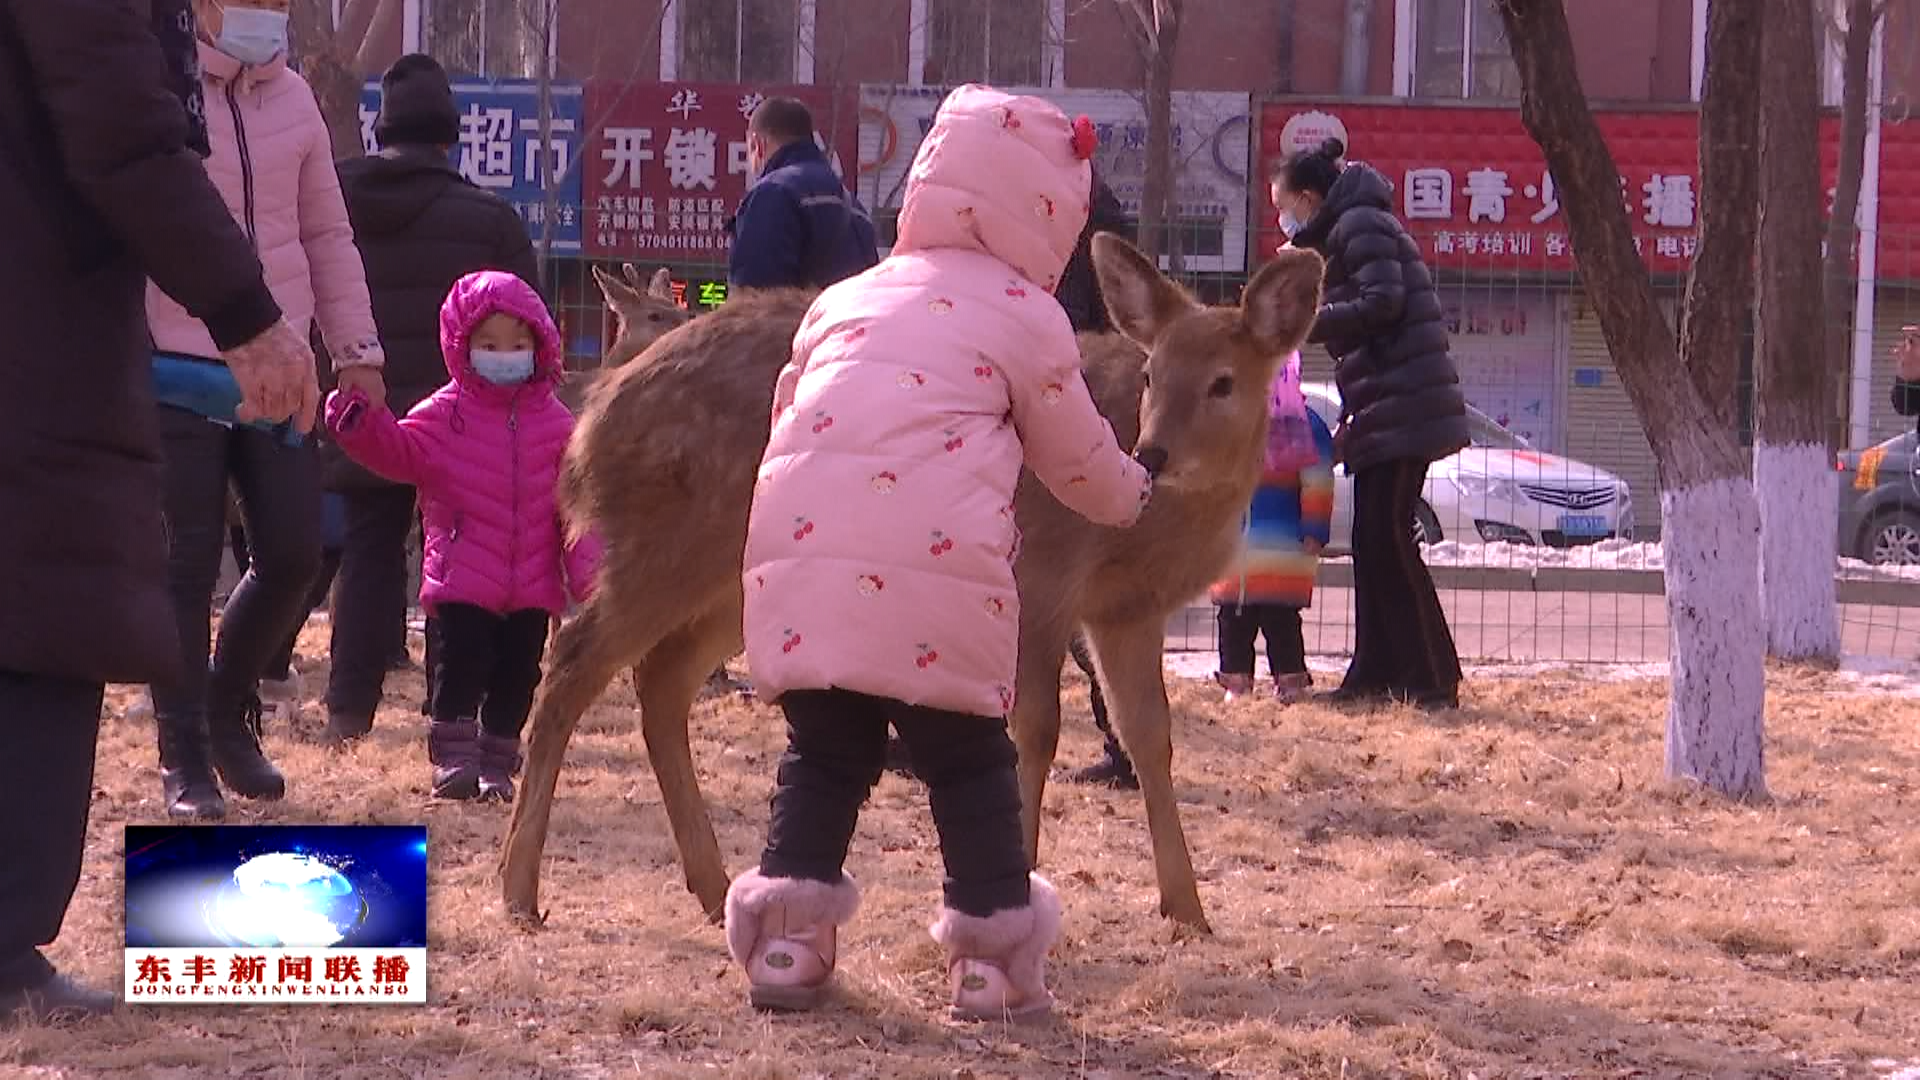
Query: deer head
595 263 692 368
1092 233 1325 489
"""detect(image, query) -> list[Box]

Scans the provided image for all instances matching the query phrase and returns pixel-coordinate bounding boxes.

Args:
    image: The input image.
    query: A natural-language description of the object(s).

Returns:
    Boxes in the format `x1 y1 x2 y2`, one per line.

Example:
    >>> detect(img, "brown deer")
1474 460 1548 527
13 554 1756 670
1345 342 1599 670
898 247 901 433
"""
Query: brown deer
559 264 692 415
500 235 1325 934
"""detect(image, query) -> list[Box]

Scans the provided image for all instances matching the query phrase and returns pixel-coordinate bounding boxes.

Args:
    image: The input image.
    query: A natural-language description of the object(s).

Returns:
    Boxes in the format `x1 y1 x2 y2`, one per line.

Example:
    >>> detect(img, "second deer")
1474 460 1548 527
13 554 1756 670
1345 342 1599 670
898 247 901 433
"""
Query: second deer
501 235 1325 934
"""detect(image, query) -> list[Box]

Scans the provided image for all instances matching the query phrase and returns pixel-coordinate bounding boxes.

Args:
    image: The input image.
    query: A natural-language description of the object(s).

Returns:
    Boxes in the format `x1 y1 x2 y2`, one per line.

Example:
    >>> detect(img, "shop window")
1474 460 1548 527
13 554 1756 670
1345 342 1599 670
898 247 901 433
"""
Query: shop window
676 0 804 83
425 0 550 78
923 0 1047 87
1413 0 1522 100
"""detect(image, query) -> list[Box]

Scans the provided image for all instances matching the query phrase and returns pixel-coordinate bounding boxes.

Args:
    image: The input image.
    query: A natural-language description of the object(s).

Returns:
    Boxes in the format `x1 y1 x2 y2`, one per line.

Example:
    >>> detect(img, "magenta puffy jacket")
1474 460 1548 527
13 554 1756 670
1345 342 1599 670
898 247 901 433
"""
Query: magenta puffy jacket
326 271 601 616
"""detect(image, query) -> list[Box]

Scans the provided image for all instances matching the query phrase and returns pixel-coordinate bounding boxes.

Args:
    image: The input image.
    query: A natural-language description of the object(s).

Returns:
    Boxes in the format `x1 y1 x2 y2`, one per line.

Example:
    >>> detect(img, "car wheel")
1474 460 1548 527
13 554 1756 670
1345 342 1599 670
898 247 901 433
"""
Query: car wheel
1412 501 1442 546
1862 507 1920 565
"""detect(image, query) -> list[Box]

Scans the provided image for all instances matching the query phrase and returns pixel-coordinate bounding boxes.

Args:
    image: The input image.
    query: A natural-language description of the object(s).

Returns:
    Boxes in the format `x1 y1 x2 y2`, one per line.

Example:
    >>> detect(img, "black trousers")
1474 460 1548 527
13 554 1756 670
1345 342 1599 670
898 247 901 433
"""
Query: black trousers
1345 458 1462 697
1216 602 1306 677
426 603 550 739
153 408 322 729
0 671 104 994
325 486 418 721
764 688 1029 917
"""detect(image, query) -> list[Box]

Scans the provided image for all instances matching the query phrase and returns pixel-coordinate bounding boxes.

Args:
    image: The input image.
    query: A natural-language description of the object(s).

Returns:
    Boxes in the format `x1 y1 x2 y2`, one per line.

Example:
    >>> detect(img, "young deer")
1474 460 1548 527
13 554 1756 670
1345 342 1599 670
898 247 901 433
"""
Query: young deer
500 236 1325 934
560 264 692 414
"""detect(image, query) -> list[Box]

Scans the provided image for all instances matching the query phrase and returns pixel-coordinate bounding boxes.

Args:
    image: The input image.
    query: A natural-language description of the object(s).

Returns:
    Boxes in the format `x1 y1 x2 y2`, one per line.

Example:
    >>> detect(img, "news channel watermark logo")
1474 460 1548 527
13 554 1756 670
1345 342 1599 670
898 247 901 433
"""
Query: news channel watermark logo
124 825 428 1005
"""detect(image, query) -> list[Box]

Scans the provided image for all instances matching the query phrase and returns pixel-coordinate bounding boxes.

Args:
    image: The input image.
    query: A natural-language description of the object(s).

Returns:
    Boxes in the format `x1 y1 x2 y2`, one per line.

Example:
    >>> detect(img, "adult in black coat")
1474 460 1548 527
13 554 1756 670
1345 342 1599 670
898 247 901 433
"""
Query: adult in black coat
1278 138 1467 709
1895 326 1920 435
0 0 310 1021
317 55 543 746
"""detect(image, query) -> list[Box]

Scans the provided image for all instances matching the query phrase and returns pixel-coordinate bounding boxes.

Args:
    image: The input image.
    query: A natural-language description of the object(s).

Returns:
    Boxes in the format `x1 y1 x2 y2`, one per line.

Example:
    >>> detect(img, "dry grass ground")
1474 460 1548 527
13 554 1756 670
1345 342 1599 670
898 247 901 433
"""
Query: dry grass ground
3 624 1918 1080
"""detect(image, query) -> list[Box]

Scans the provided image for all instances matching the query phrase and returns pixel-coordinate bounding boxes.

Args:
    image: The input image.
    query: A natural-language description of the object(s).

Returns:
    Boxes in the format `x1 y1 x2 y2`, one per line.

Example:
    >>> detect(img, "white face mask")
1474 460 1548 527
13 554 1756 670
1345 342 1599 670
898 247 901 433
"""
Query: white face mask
1279 210 1301 238
215 6 289 65
471 349 536 386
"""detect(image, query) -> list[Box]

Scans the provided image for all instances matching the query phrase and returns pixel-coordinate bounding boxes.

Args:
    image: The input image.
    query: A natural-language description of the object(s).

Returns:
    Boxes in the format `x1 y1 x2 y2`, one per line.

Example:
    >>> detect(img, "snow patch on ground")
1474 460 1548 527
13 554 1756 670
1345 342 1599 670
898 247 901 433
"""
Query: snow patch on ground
1317 537 1920 581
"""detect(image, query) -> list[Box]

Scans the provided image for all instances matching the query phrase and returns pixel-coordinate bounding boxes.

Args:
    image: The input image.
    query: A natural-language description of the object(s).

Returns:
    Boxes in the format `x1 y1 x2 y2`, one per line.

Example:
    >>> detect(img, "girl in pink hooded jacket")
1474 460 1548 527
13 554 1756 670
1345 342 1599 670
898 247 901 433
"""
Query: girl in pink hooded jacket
327 271 602 803
144 0 388 825
725 85 1155 1021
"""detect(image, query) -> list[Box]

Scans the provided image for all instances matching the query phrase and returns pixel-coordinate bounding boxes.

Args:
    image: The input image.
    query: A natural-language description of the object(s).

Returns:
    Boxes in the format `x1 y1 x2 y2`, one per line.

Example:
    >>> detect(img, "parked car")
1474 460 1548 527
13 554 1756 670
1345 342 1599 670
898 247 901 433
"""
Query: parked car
1301 383 1635 551
1836 431 1920 565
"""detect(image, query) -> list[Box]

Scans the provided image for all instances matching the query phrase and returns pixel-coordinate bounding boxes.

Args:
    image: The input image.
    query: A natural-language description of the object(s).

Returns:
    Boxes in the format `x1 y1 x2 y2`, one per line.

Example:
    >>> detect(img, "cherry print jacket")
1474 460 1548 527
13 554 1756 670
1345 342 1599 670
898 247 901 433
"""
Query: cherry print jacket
145 45 384 371
743 85 1154 721
325 271 601 617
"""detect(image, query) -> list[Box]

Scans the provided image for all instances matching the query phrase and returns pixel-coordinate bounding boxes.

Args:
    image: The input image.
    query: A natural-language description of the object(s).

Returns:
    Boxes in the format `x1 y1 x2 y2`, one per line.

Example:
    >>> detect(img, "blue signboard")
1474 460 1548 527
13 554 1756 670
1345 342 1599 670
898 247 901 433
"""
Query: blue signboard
359 79 586 252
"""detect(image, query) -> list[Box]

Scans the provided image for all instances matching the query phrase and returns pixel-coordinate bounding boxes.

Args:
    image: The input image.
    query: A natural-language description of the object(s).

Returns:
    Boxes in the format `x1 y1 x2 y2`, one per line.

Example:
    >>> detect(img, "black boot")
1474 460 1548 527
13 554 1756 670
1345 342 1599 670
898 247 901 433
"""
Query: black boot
320 710 373 748
0 971 115 1025
1063 738 1139 790
156 710 226 820
429 719 482 800
476 731 521 803
208 693 286 801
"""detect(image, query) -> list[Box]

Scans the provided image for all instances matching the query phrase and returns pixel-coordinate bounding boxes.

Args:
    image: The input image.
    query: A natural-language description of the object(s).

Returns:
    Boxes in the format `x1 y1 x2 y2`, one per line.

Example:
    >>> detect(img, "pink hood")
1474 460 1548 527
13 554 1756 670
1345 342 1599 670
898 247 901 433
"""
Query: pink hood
893 85 1092 294
145 43 383 370
438 270 567 401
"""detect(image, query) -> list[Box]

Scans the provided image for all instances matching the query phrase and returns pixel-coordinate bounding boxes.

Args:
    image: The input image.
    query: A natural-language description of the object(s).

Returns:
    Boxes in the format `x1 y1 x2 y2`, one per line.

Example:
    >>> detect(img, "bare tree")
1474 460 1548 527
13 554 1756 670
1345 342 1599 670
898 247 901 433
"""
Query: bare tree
292 0 403 157
1756 0 1840 661
1115 0 1181 265
1821 0 1886 436
1494 0 1768 799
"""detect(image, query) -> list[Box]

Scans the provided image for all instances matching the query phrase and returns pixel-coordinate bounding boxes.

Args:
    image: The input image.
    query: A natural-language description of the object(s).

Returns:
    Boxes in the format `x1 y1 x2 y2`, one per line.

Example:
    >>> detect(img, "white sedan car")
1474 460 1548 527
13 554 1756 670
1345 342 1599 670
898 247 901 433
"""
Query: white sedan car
1301 383 1634 551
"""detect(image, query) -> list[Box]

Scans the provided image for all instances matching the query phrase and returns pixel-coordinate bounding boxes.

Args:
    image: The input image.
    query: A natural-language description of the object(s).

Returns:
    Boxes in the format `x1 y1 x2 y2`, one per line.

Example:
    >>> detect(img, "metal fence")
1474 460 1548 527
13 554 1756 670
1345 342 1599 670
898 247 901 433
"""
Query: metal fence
531 218 1920 667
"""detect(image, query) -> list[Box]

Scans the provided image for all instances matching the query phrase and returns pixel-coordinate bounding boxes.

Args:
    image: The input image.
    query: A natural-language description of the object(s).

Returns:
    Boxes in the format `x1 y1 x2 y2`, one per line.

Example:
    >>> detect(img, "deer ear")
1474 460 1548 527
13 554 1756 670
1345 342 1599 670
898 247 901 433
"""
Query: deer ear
1092 232 1196 348
647 267 674 300
593 265 637 306
1239 247 1325 357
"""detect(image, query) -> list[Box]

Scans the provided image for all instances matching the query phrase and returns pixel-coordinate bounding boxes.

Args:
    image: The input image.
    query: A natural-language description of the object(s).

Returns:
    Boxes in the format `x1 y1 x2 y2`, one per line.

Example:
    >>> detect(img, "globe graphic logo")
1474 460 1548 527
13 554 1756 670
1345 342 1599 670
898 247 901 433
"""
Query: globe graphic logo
208 852 367 948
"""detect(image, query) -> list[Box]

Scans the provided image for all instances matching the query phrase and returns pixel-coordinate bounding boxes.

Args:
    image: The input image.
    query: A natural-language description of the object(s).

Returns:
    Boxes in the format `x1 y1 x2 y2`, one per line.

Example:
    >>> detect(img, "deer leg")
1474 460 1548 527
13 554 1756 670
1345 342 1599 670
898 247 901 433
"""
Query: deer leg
1010 619 1072 868
637 601 742 923
498 599 633 923
1084 617 1211 933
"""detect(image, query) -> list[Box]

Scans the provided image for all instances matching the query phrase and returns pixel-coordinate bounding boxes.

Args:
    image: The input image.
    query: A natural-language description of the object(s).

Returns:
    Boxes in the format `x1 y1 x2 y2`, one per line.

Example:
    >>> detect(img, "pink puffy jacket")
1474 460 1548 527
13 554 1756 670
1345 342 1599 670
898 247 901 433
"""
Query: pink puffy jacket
325 272 601 617
743 86 1153 721
145 45 383 369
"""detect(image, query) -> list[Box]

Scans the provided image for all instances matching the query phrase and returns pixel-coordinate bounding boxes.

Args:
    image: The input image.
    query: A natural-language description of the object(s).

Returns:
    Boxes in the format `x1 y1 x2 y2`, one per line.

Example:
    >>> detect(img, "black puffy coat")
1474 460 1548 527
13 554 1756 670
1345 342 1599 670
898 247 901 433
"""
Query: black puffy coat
1055 173 1131 333
1290 163 1468 471
324 147 540 490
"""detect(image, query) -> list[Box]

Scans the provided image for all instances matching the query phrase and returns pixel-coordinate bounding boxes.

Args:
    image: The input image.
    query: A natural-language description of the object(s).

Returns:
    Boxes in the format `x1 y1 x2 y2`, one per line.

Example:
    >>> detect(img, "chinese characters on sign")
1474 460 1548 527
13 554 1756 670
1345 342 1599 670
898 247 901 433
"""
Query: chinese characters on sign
359 80 586 251
125 947 427 1003
584 83 860 260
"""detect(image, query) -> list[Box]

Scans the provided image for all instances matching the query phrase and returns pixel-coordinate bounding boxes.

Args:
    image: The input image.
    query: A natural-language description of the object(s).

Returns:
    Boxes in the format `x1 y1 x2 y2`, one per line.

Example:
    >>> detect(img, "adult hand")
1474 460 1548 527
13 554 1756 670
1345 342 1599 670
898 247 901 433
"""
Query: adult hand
336 364 388 410
222 318 320 434
1331 423 1349 465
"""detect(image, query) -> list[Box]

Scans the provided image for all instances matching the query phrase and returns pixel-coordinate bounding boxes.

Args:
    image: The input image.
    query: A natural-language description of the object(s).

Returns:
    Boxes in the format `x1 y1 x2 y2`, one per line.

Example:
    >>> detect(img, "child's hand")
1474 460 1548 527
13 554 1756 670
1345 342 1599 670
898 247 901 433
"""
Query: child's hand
326 389 372 433
337 364 388 409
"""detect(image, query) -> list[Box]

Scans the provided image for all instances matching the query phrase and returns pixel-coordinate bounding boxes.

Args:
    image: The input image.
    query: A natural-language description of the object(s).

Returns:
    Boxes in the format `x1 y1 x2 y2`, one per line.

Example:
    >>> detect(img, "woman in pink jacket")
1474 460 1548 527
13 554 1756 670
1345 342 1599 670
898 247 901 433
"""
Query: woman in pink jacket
327 271 600 802
145 0 388 822
725 85 1155 1021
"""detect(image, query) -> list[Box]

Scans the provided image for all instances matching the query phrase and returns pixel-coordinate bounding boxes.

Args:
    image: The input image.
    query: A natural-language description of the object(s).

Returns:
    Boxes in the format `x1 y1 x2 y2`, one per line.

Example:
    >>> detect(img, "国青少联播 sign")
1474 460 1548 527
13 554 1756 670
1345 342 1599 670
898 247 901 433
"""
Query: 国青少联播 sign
359 79 586 252
582 82 861 261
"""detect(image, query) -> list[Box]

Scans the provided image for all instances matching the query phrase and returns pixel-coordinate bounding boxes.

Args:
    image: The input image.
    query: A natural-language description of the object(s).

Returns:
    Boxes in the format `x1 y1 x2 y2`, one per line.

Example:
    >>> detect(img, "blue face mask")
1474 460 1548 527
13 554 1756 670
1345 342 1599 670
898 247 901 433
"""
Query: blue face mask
471 349 536 386
215 6 289 66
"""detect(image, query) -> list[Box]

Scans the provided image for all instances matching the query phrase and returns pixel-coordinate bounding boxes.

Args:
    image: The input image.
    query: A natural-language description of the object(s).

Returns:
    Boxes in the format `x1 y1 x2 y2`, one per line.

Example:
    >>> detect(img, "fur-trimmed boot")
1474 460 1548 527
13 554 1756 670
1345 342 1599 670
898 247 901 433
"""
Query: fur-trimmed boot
723 869 860 1012
930 873 1063 1022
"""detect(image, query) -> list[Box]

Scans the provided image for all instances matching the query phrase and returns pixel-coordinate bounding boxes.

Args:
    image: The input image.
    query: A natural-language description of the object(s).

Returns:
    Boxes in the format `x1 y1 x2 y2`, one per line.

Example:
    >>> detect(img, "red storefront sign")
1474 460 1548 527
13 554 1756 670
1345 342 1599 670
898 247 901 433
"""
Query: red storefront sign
583 82 860 260
1253 102 1899 274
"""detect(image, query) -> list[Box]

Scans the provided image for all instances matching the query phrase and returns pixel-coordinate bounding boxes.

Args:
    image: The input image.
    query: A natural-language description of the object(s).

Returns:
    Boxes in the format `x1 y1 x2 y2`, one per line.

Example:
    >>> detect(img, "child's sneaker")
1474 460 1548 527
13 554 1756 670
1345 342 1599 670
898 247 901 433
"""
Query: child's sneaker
724 869 860 1012
1213 671 1255 702
931 873 1062 1023
1273 671 1313 703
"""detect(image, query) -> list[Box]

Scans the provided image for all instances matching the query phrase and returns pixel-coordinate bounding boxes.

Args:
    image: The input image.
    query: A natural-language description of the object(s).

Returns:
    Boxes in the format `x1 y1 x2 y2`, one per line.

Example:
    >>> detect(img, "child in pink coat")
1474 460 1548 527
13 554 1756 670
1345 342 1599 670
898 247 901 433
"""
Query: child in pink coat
727 85 1155 1020
326 271 601 802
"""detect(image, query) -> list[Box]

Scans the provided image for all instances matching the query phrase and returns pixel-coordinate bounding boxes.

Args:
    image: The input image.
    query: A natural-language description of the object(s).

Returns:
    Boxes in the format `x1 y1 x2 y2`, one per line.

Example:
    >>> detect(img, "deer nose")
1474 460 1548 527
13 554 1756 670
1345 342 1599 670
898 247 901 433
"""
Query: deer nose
1134 444 1169 477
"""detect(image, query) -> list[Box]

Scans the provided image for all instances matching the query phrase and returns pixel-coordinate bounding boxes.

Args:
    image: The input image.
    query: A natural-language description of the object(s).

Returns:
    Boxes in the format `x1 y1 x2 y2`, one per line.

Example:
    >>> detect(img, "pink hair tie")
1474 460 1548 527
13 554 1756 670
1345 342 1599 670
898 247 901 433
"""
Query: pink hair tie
1071 115 1097 160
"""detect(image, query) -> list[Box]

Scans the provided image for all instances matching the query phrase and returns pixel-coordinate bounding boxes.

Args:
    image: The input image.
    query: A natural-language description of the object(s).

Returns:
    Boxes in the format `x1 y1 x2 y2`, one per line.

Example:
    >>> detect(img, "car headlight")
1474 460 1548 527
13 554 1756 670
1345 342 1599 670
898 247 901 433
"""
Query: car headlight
1452 475 1528 505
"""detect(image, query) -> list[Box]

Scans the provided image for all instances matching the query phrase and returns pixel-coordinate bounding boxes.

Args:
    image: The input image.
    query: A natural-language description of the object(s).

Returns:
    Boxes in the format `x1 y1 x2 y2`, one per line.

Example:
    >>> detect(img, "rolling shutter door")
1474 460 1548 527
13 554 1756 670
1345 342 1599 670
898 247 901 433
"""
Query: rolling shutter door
1564 299 1663 538
1867 289 1917 444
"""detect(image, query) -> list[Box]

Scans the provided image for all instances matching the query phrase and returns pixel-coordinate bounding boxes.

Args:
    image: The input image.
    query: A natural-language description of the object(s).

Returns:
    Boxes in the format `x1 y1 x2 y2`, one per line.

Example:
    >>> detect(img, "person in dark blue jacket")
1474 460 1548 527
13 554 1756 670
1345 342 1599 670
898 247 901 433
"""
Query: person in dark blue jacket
727 97 878 291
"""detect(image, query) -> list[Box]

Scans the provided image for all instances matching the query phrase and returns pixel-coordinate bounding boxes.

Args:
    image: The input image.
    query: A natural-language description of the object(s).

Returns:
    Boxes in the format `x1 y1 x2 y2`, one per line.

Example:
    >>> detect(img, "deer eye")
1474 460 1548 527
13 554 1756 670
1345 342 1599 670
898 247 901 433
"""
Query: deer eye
1207 375 1235 398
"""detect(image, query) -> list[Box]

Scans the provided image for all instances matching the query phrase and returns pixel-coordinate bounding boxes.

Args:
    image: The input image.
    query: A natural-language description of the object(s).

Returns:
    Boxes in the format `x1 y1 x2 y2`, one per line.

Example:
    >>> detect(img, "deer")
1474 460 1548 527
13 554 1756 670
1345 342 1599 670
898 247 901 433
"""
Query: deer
559 264 692 416
500 235 1326 935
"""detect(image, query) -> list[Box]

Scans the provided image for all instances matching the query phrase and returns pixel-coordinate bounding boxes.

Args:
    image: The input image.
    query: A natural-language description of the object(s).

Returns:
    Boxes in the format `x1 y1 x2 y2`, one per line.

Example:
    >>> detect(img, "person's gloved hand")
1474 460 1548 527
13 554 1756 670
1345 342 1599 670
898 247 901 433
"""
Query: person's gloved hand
222 318 320 434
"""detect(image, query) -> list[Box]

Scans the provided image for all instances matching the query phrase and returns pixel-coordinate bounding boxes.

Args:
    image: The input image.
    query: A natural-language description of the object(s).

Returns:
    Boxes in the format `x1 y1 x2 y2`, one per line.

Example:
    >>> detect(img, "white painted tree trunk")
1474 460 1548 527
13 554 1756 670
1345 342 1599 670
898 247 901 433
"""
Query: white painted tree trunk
1755 442 1842 660
1661 479 1768 800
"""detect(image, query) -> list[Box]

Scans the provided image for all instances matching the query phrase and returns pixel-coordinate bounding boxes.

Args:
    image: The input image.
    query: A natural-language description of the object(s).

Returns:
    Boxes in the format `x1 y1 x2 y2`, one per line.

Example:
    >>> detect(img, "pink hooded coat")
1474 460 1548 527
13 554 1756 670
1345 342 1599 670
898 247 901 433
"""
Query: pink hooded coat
324 272 601 617
743 85 1154 721
145 44 384 369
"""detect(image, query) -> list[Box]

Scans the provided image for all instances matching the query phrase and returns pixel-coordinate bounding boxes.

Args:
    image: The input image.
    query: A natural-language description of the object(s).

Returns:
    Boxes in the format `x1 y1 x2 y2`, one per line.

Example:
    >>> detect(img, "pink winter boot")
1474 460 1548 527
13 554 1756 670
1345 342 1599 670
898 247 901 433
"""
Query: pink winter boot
930 873 1063 1022
723 869 860 1011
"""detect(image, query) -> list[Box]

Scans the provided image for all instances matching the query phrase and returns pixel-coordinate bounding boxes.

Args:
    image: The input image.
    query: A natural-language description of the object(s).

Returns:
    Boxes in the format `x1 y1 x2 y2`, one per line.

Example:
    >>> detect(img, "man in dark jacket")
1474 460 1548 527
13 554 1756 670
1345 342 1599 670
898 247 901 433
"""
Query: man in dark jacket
728 97 878 291
319 55 542 746
0 0 311 1021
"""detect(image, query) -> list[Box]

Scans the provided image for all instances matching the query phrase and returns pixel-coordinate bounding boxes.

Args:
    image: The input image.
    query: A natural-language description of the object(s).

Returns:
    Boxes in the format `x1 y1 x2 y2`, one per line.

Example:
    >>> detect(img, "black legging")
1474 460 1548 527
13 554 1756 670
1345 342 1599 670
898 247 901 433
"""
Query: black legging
153 408 322 732
1343 457 1461 699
